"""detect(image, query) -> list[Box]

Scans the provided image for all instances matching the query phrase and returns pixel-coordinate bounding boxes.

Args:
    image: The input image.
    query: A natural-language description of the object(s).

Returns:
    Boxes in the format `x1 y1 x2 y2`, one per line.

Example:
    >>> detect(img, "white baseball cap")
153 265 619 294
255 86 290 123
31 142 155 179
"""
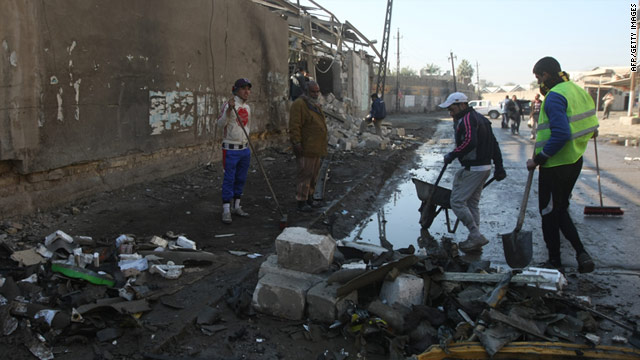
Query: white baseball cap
438 92 468 108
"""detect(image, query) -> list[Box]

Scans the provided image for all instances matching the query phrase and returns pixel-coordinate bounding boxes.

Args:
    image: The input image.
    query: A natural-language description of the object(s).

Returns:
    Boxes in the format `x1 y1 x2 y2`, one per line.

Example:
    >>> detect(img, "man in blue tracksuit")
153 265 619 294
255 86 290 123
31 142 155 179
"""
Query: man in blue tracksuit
217 78 252 224
359 93 386 136
439 92 507 252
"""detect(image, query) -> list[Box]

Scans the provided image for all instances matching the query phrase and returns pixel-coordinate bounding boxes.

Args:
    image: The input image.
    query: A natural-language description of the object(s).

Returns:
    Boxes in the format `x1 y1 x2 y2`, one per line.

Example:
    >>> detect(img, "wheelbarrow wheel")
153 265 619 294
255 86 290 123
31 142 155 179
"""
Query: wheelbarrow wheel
418 201 437 229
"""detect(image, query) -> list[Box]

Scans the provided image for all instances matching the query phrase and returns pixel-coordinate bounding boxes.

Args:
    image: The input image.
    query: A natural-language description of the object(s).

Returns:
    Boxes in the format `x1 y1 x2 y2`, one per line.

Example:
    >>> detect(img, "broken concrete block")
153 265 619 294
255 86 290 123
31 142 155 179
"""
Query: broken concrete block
380 273 424 307
275 227 335 274
252 272 321 320
307 282 357 323
328 135 339 147
338 138 352 151
258 255 325 283
44 230 74 247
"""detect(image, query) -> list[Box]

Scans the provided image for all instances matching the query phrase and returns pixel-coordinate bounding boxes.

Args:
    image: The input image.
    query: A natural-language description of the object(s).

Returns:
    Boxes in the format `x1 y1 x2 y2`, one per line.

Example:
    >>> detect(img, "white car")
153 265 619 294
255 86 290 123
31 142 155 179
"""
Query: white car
468 100 501 119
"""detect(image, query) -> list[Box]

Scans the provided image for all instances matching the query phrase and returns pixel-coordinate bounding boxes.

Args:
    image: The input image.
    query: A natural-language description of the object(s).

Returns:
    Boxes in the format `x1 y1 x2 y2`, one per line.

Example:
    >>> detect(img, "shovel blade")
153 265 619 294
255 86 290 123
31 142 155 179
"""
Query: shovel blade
501 231 533 268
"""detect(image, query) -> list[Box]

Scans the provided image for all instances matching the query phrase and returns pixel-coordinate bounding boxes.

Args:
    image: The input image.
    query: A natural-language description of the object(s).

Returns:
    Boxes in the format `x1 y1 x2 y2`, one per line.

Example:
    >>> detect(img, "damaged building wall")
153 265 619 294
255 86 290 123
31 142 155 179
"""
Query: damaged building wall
0 0 288 217
345 50 370 116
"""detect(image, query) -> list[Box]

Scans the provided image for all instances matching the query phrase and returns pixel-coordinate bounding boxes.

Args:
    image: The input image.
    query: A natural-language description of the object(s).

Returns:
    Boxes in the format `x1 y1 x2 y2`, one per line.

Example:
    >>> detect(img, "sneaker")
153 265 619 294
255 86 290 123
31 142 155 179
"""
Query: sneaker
577 252 595 273
221 211 232 224
530 134 535 140
231 206 249 217
459 234 489 252
307 199 323 208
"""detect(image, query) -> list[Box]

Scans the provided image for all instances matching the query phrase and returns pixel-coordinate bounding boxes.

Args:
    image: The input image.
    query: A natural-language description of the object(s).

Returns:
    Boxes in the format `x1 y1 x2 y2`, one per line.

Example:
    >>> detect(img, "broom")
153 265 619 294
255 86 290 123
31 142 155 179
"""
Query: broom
584 136 624 216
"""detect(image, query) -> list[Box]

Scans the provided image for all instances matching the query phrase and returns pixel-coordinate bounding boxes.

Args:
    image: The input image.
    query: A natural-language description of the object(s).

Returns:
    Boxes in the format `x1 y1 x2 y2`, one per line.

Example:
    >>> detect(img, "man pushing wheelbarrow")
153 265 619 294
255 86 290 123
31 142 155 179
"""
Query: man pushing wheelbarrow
421 92 506 253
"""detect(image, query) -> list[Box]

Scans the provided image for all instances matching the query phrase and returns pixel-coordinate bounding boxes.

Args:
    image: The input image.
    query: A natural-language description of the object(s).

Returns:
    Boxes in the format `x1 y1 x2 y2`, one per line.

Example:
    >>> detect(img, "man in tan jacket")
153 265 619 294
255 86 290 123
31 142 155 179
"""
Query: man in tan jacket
289 81 328 212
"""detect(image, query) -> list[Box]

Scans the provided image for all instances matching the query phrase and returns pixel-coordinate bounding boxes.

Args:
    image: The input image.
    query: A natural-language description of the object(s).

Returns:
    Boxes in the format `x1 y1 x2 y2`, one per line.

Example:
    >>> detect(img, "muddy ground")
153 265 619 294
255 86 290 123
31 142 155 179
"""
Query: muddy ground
0 114 438 360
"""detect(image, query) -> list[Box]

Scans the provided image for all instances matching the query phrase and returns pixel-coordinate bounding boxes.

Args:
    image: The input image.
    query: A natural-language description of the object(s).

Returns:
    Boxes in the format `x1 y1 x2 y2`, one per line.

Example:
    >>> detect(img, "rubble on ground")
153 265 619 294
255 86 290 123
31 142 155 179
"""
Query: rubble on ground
253 226 640 358
0 229 220 359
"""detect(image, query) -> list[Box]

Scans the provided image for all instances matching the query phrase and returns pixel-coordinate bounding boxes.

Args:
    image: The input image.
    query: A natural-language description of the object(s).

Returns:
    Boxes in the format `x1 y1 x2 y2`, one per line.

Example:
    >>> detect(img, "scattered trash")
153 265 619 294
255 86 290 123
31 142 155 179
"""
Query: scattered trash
522 266 567 291
149 261 184 279
51 262 116 287
10 248 45 266
176 235 197 250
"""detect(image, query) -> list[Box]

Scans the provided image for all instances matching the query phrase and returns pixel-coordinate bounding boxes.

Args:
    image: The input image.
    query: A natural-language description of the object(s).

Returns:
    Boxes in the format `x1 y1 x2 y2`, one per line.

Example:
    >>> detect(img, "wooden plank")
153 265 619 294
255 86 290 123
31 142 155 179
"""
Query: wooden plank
432 272 552 285
337 255 419 297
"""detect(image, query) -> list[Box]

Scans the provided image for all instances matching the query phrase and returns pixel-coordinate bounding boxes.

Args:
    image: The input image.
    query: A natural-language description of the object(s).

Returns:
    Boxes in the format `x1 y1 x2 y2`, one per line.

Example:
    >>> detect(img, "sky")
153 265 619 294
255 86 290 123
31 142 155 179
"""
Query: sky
300 0 632 86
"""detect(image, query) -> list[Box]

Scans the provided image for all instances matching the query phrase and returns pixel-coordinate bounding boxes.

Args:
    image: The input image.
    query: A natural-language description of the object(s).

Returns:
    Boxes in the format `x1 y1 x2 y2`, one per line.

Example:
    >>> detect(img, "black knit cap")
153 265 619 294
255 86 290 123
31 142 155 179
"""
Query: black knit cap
533 56 562 76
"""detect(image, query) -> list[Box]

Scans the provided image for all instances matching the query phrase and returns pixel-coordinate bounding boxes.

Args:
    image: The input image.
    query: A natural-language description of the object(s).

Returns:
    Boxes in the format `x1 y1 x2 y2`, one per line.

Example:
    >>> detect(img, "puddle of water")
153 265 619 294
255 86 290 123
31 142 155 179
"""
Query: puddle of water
345 128 467 249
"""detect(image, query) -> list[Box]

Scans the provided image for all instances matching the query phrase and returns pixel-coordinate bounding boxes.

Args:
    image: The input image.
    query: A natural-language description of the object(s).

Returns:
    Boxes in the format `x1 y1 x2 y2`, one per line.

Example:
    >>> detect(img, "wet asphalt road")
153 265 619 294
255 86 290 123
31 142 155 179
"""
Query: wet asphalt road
349 113 640 314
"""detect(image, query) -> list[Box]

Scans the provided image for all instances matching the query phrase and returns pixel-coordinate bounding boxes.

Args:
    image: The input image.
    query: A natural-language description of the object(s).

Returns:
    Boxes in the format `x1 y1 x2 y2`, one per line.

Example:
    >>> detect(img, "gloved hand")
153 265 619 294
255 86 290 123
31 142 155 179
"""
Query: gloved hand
293 143 303 157
495 167 507 181
443 152 455 165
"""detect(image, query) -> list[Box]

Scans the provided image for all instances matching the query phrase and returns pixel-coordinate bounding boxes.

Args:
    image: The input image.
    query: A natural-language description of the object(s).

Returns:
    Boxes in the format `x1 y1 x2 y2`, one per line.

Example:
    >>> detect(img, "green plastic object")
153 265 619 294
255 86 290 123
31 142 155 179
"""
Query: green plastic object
51 263 116 287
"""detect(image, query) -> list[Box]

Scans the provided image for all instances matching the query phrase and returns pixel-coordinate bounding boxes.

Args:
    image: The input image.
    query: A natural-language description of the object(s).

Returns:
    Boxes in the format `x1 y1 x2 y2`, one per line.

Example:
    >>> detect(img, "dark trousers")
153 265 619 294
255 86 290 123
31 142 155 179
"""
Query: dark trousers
538 157 586 263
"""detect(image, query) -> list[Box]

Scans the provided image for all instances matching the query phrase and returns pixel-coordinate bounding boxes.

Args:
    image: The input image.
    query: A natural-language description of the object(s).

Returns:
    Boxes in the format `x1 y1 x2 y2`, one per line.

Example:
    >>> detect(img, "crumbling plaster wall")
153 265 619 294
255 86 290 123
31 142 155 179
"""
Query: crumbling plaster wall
0 0 288 217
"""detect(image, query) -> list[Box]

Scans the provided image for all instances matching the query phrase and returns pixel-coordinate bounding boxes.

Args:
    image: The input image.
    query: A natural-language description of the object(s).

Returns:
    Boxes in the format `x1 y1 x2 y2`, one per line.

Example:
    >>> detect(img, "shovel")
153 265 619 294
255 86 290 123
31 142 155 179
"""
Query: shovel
500 165 534 268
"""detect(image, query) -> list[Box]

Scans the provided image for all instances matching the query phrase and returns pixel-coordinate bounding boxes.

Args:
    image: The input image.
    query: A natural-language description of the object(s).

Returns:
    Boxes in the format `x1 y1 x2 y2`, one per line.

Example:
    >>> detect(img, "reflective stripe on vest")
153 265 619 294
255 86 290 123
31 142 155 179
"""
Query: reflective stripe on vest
535 81 599 167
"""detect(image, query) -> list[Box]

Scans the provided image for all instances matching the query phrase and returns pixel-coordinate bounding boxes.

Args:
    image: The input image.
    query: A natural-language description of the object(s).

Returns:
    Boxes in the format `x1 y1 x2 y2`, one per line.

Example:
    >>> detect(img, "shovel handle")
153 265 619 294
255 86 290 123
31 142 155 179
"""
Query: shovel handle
514 168 535 232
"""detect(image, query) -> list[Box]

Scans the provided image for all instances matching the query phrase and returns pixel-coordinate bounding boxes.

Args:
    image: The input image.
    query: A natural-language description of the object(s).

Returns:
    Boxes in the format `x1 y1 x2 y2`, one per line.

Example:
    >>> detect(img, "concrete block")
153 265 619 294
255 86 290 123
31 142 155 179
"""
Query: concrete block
328 135 339 147
338 138 352 151
395 128 406 137
307 282 357 323
380 273 424 307
275 227 336 274
251 272 319 320
619 116 640 125
258 255 325 283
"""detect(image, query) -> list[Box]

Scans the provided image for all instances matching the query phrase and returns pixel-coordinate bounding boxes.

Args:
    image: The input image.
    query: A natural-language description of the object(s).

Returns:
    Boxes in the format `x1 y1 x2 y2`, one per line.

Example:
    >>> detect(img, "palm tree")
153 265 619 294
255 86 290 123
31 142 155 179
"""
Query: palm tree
420 63 441 76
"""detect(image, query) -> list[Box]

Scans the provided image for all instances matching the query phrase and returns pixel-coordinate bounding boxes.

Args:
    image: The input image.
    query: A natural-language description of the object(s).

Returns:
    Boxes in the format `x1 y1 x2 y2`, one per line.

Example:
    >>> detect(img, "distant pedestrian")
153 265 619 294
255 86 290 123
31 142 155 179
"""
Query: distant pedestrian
500 95 509 129
529 56 599 273
509 95 522 135
289 81 328 212
602 92 614 119
529 93 542 140
217 78 253 224
359 93 387 136
289 66 308 101
438 92 507 253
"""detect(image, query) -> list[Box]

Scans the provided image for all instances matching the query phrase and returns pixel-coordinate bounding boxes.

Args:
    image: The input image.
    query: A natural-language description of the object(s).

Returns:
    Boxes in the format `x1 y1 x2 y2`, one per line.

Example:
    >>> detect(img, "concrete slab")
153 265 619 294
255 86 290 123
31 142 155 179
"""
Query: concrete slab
307 282 357 323
379 273 424 307
251 272 321 320
275 227 336 274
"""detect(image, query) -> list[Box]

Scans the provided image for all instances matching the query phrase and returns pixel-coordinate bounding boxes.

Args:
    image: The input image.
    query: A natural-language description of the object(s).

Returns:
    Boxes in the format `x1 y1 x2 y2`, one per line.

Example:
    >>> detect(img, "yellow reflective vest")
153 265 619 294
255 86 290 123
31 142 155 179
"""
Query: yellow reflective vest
535 81 599 168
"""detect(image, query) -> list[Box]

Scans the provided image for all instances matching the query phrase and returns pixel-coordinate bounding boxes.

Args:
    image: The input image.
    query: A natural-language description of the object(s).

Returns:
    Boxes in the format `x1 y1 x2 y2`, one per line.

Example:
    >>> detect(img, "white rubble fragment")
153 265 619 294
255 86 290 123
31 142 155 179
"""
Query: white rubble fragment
176 235 197 250
44 230 74 246
522 267 567 291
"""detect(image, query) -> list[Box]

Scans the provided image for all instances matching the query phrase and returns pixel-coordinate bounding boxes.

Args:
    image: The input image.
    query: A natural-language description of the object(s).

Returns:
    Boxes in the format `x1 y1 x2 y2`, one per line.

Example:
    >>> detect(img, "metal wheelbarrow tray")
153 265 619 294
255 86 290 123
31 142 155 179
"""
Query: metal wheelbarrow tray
412 178 461 233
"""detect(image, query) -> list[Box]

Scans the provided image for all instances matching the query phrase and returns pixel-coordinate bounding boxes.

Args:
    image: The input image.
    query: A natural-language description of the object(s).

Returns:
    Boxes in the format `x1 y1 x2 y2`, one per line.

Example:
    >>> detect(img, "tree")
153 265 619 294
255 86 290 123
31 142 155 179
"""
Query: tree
420 63 441 76
400 67 417 76
456 59 474 82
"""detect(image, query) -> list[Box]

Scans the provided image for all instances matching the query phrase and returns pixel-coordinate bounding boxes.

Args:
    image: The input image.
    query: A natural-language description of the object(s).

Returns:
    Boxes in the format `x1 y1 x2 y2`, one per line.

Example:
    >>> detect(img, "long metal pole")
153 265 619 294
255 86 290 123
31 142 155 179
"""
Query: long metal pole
449 51 457 92
395 27 400 112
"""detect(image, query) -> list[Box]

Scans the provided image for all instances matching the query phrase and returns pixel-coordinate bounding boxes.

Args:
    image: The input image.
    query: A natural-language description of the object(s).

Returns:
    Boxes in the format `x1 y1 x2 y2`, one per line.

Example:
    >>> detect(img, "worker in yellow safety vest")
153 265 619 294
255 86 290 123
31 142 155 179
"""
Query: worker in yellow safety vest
527 56 599 274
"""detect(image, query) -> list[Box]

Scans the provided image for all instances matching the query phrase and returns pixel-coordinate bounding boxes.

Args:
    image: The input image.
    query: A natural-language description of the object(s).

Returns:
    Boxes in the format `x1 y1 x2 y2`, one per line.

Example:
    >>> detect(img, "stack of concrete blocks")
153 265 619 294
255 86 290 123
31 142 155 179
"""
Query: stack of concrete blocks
252 227 357 323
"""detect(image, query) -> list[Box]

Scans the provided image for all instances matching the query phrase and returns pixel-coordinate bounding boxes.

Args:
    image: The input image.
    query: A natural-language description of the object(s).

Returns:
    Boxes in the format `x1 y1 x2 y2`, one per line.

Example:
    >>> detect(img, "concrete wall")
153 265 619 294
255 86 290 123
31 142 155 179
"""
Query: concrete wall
0 0 288 217
381 75 474 113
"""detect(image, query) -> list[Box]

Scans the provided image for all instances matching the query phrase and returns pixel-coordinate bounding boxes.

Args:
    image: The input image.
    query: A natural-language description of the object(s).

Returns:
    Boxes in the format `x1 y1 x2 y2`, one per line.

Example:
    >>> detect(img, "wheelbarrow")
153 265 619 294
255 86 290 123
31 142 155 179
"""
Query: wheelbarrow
412 171 495 233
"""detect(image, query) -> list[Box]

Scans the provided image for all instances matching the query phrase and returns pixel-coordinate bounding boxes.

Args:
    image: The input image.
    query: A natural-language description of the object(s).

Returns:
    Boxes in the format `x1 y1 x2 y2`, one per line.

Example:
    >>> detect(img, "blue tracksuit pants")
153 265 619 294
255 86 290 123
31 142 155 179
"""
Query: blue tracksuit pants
222 148 250 203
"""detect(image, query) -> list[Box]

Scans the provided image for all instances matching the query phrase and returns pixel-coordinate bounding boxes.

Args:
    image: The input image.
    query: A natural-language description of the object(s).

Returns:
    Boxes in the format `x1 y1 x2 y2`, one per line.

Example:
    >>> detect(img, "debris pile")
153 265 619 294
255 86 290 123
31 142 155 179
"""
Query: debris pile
0 229 218 359
320 93 406 151
252 227 640 358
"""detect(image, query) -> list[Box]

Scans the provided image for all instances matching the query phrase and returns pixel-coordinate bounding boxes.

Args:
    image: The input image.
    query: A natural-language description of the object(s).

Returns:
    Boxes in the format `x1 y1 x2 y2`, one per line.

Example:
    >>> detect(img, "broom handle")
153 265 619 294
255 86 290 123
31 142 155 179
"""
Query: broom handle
593 137 604 207
230 105 284 216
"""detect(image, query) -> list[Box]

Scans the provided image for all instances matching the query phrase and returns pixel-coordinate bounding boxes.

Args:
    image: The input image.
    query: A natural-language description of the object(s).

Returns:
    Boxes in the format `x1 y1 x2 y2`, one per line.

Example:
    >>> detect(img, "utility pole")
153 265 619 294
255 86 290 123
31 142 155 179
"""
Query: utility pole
476 60 480 99
375 0 393 99
448 51 457 92
395 28 402 112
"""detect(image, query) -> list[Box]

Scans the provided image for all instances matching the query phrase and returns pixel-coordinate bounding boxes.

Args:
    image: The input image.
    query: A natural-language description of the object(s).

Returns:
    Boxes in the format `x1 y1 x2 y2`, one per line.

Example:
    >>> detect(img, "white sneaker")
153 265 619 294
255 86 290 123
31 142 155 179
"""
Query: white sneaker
231 206 249 217
221 211 232 224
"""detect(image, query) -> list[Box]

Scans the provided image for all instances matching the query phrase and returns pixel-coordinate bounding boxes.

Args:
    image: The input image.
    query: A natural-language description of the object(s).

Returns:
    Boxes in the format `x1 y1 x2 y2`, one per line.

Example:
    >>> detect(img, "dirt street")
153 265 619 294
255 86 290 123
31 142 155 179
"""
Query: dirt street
0 114 437 360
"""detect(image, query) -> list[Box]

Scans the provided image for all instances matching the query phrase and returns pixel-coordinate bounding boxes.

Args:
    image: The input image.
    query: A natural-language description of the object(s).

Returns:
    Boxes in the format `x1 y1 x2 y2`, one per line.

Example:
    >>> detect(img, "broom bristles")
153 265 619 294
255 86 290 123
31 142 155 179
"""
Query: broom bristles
584 206 624 216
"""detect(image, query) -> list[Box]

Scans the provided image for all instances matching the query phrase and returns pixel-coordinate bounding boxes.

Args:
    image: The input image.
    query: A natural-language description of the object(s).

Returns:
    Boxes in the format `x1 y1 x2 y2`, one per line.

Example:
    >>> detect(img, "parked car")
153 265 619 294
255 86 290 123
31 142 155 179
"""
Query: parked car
516 99 531 116
468 100 501 119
